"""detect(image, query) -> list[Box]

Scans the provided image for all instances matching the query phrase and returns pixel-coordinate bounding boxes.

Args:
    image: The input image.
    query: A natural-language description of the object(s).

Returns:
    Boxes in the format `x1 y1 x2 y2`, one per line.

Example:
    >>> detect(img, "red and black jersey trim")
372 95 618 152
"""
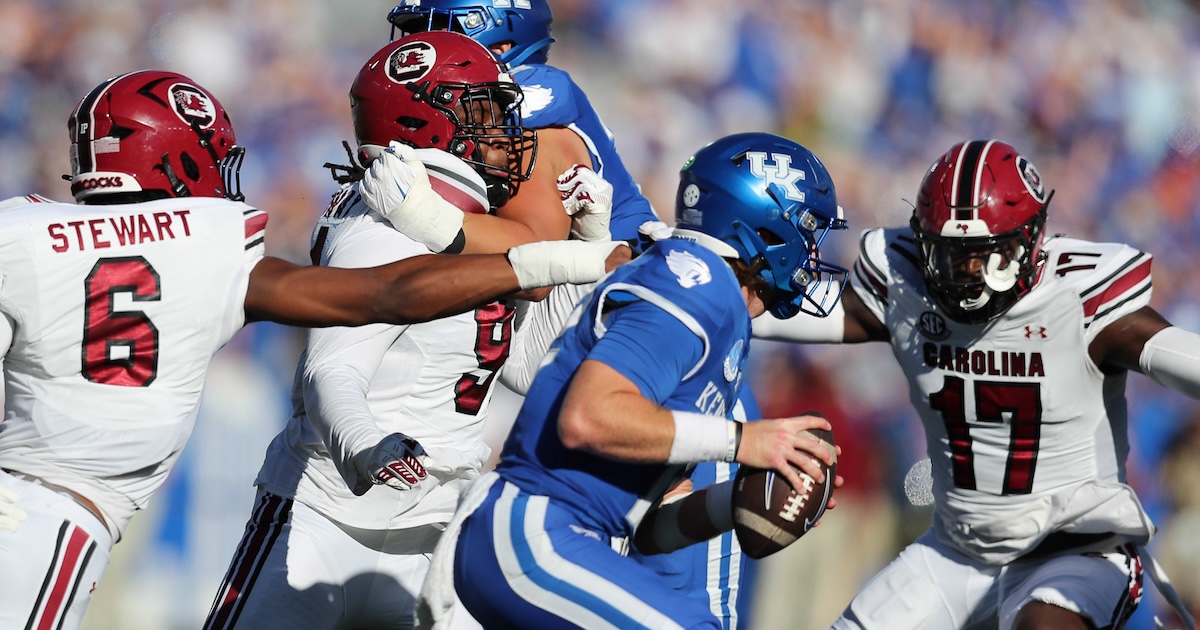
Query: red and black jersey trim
853 231 889 303
24 521 97 630
1080 252 1152 329
243 209 268 251
1105 543 1142 629
203 493 292 630
888 233 922 270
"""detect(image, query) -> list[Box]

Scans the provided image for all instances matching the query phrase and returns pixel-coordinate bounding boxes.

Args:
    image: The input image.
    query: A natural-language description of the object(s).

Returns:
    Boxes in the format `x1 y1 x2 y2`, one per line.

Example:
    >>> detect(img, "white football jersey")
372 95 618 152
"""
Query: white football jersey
254 185 514 531
852 227 1156 564
0 194 265 540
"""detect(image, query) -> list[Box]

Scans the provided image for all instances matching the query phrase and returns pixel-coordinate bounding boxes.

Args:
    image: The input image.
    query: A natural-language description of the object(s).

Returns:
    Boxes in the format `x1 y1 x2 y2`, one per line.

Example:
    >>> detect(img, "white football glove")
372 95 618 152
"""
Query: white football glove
353 432 431 494
557 164 613 242
0 484 28 533
359 141 464 253
637 220 673 242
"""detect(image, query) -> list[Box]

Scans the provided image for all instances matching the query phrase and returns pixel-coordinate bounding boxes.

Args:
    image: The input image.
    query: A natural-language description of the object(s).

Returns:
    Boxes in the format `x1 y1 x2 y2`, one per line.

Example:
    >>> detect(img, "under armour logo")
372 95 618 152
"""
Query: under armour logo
1024 325 1047 339
746 151 806 203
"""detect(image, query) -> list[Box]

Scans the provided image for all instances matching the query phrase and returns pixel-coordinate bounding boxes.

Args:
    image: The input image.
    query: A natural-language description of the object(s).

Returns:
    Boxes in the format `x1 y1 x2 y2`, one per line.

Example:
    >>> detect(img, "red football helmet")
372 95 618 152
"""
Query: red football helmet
68 70 244 203
911 139 1052 324
350 31 536 206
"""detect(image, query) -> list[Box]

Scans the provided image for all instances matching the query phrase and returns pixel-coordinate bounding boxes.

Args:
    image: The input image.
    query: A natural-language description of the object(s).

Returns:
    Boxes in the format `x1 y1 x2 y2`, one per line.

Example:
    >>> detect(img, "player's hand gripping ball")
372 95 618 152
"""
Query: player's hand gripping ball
732 427 836 559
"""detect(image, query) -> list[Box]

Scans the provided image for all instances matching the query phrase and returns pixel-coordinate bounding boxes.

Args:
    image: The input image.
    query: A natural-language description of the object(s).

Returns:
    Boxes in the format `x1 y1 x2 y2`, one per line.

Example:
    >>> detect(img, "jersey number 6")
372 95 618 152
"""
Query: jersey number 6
83 256 161 387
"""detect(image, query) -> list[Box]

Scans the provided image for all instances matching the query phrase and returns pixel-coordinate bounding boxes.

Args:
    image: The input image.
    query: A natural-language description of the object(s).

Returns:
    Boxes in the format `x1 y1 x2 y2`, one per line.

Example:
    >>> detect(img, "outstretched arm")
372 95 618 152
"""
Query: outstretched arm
1091 305 1200 398
752 282 889 344
243 240 628 327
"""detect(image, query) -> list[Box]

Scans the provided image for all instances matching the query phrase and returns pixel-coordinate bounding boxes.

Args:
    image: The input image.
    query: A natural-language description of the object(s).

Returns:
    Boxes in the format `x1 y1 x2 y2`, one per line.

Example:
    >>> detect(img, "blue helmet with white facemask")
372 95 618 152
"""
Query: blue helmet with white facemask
673 132 849 319
387 0 555 68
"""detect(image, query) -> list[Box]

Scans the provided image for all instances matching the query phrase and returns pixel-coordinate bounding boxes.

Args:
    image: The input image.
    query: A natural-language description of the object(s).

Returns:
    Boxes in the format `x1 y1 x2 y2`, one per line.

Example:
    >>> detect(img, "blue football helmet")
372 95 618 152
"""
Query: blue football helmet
387 0 555 68
674 132 849 319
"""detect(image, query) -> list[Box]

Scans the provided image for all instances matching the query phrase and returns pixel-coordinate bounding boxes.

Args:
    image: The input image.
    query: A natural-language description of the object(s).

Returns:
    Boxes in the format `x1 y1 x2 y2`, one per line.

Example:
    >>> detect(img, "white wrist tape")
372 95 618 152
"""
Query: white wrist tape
361 144 466 253
506 241 623 290
1139 326 1200 399
387 181 465 253
667 411 740 464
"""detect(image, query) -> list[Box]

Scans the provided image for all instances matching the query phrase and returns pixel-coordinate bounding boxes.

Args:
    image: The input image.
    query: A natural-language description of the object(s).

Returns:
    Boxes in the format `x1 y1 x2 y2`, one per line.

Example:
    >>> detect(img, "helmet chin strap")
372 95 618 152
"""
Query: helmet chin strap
960 285 993 311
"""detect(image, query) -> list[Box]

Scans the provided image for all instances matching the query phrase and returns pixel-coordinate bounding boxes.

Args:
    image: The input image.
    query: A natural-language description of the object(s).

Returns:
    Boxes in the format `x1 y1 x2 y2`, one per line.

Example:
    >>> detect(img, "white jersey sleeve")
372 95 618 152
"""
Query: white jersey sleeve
847 227 902 325
499 281 593 396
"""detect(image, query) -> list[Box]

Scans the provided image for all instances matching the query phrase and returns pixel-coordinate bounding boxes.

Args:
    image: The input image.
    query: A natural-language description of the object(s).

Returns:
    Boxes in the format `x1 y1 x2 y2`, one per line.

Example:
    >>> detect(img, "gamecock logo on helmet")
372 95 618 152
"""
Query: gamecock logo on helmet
169 84 216 128
388 41 436 84
1016 156 1047 203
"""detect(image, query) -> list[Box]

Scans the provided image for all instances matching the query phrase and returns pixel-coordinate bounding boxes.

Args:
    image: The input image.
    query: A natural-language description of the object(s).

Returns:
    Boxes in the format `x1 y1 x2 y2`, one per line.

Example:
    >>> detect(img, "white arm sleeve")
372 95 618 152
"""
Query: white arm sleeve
0 311 14 358
751 281 846 343
302 323 405 494
1139 326 1200 399
498 281 592 395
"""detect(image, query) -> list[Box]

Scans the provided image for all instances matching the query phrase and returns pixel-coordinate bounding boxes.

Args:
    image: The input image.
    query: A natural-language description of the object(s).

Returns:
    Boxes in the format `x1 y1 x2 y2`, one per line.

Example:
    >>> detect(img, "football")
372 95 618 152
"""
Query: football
732 427 836 559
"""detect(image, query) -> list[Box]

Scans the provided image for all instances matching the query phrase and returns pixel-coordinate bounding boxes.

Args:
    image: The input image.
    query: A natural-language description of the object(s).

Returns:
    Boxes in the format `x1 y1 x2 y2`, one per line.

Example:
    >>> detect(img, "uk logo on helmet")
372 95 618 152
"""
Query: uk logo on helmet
746 152 807 203
169 84 216 129
388 42 436 84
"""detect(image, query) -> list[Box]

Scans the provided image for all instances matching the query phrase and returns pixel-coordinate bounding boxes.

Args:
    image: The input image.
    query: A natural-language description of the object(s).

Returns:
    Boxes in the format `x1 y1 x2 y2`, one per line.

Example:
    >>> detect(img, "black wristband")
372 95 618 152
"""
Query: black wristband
441 228 466 255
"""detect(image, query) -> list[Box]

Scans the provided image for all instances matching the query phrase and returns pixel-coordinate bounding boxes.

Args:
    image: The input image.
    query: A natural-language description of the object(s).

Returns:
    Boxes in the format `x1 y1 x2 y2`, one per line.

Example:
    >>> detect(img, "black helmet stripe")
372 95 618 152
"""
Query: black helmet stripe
71 71 139 175
951 139 992 220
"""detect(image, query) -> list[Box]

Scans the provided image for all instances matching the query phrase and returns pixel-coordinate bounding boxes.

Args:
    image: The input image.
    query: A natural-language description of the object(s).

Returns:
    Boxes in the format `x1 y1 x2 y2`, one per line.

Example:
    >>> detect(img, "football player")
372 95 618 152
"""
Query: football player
418 133 846 630
754 139 1198 630
201 32 618 630
0 68 625 630
382 3 765 624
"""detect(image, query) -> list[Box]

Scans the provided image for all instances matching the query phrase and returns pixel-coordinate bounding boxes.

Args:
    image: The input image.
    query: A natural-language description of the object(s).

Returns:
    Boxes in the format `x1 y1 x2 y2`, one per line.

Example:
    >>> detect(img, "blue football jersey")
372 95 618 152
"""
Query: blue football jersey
494 237 751 541
633 392 760 630
512 64 658 241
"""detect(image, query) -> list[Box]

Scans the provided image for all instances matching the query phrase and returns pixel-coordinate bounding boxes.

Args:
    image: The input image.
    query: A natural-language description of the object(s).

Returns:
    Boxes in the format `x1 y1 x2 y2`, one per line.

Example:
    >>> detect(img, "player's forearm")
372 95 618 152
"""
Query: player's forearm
633 480 734 555
558 362 677 462
368 254 522 323
457 212 564 255
243 255 518 326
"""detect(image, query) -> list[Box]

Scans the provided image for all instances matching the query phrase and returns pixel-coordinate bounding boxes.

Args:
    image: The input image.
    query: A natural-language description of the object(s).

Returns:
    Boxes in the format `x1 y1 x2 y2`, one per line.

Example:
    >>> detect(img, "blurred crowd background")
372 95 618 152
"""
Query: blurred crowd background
3 0 1200 628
